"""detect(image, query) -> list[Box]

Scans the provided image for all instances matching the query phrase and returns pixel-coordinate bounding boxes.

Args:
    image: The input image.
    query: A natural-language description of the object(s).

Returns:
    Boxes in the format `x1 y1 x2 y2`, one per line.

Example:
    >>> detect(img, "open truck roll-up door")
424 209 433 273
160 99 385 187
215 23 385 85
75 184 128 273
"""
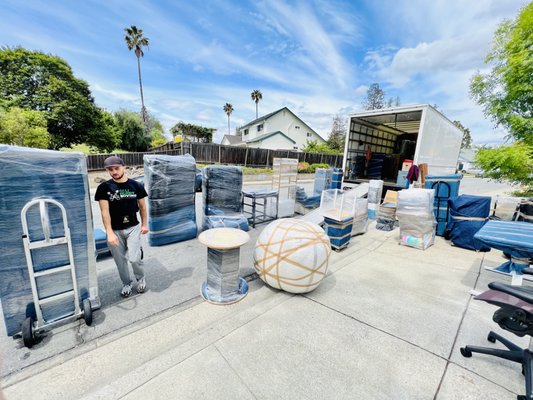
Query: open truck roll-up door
342 104 463 188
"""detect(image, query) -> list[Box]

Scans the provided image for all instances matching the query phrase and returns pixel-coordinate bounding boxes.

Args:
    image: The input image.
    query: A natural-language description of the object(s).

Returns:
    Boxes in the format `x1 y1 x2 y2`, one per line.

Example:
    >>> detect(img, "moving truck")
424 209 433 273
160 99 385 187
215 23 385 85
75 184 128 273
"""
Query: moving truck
342 104 463 187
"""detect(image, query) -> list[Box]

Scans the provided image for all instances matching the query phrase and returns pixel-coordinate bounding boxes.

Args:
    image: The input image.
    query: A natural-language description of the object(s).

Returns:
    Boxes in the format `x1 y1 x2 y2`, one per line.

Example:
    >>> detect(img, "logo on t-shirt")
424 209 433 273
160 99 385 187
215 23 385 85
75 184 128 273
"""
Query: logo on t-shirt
107 189 137 202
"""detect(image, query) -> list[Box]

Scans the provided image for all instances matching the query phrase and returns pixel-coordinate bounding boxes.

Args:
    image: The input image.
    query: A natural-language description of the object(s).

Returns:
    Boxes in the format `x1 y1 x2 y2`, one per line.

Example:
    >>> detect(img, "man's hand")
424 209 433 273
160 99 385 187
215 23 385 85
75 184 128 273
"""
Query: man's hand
107 231 119 247
141 225 149 234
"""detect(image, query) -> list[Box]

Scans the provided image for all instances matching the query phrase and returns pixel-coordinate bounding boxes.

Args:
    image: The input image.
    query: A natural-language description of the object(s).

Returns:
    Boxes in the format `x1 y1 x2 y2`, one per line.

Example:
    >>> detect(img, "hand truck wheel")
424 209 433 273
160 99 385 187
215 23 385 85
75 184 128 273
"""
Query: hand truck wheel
82 299 93 326
22 316 36 348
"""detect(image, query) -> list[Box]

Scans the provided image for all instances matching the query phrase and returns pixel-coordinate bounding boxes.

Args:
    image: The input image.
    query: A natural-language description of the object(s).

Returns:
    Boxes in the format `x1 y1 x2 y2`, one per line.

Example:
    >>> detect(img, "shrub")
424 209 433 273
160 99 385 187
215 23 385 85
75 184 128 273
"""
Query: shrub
310 163 330 173
298 162 310 173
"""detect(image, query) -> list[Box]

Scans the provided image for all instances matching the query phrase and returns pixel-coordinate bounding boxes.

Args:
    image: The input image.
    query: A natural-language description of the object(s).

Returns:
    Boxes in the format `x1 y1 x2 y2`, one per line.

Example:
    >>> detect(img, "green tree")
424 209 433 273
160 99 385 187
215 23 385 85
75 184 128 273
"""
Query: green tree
0 107 50 148
327 114 346 151
170 121 215 143
0 47 101 149
124 26 150 124
470 3 533 144
453 120 473 149
223 103 233 135
475 143 532 187
114 109 151 151
303 139 342 155
470 3 533 189
251 89 262 119
362 83 385 110
86 109 121 153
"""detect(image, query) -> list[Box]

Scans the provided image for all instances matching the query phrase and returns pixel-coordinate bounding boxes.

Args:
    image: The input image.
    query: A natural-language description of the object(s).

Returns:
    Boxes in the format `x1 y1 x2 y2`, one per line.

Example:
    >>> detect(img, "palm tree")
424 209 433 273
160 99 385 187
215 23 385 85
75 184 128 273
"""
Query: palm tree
124 25 149 123
251 89 262 119
223 103 234 135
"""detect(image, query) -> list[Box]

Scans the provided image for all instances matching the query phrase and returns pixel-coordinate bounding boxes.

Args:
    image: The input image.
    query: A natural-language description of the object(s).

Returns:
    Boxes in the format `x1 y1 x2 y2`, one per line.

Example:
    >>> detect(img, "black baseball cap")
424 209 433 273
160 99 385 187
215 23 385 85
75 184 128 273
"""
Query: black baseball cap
104 156 125 168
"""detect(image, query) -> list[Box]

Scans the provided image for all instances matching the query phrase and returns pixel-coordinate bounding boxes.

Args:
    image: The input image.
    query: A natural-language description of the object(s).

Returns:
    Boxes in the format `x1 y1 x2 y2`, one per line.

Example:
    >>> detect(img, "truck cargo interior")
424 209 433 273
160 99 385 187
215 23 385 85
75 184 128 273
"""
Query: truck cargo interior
343 105 462 188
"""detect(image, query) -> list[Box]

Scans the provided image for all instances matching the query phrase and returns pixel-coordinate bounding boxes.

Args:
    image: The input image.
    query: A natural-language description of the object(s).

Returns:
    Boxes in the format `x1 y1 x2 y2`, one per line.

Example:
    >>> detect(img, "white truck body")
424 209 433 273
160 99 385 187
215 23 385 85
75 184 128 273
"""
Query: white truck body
342 104 463 185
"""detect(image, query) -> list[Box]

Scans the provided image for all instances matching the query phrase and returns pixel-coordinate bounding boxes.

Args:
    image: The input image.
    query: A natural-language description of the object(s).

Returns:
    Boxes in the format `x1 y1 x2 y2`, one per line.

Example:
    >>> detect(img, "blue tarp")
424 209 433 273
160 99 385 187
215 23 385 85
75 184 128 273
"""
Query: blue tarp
474 221 533 273
446 195 491 251
144 154 198 246
0 145 95 336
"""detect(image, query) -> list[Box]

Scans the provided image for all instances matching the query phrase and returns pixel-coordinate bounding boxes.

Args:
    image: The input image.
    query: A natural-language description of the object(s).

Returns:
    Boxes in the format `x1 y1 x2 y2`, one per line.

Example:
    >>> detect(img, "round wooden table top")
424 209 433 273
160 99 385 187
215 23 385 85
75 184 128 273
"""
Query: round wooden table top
198 228 250 250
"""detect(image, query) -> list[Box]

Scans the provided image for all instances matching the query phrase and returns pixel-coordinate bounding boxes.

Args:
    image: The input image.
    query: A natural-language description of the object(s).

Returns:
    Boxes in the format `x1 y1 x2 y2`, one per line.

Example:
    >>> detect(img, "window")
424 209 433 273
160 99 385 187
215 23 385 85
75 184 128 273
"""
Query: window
307 132 311 137
293 146 299 150
257 124 263 132
295 125 300 129
244 129 249 136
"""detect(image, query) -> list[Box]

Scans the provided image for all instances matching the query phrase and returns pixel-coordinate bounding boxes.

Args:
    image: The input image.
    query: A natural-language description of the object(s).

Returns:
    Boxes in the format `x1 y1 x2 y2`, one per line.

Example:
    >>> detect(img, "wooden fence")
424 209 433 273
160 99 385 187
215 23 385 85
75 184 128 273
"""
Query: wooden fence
87 142 342 171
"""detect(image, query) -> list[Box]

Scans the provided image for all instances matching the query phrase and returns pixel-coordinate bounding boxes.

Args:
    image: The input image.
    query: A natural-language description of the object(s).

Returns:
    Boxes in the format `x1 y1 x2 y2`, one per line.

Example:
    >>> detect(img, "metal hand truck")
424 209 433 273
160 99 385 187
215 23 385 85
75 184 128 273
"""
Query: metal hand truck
20 198 92 348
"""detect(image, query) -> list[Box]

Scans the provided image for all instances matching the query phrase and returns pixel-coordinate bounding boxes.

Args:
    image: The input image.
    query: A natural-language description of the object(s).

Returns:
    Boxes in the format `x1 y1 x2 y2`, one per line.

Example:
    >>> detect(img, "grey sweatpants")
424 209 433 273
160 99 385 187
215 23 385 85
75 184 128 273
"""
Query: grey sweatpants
109 223 145 285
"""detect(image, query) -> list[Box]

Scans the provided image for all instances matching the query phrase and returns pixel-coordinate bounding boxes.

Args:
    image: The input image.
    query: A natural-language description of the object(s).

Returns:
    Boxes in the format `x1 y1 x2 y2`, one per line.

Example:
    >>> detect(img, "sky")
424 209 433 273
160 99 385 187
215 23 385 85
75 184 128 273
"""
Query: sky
0 0 527 145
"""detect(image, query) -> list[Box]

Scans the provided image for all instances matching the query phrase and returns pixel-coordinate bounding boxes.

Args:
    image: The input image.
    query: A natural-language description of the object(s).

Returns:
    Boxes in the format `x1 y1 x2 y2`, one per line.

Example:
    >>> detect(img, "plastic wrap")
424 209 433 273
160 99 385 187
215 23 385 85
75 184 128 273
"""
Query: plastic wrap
491 196 522 221
295 186 320 209
376 202 397 231
396 189 436 250
203 165 249 231
446 195 491 251
0 145 97 336
272 158 297 218
320 189 357 222
343 188 368 236
144 154 198 246
515 199 533 223
324 216 353 251
367 180 384 219
313 168 333 194
331 168 343 190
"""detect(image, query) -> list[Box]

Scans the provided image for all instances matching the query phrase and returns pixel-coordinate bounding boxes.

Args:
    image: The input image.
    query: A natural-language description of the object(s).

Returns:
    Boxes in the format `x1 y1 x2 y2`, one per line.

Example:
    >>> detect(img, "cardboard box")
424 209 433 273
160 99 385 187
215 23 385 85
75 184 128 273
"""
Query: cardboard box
402 160 413 171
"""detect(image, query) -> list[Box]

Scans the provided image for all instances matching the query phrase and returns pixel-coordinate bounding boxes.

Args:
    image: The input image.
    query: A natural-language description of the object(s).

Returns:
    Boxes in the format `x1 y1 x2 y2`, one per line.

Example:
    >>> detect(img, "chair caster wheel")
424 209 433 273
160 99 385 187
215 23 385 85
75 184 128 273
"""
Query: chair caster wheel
487 333 496 343
460 347 472 358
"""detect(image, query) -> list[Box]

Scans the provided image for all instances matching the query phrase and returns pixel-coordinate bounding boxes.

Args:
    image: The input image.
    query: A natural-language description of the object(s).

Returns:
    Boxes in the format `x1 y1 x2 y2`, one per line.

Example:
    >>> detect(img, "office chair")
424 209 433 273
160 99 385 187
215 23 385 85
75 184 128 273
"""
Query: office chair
461 268 533 400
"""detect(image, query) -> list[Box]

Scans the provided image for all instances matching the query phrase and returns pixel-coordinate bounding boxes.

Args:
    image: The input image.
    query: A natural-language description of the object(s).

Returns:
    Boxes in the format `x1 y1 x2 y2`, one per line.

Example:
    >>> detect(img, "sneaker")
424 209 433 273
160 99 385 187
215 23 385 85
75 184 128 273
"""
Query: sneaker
121 282 132 297
137 277 146 293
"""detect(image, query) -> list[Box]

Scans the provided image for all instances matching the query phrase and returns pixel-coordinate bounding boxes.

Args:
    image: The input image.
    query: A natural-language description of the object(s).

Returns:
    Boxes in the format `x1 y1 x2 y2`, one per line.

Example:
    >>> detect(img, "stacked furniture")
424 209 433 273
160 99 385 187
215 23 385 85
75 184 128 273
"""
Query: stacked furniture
144 154 198 246
320 189 356 251
367 180 384 219
424 174 462 236
203 165 249 231
446 195 491 251
397 189 436 250
295 168 334 214
376 191 398 232
0 145 99 338
331 168 343 190
367 153 386 179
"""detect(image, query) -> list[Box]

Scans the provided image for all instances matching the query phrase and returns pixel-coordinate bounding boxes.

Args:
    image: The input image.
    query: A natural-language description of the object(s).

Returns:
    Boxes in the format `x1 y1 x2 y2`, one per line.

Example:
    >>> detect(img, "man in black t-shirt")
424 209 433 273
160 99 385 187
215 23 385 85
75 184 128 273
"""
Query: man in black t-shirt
95 156 149 297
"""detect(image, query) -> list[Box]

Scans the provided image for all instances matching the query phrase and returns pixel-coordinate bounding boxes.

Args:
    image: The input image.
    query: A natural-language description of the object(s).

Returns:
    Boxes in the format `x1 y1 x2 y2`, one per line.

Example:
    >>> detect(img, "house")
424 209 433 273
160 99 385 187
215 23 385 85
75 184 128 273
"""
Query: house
458 148 477 172
234 107 325 151
221 134 243 146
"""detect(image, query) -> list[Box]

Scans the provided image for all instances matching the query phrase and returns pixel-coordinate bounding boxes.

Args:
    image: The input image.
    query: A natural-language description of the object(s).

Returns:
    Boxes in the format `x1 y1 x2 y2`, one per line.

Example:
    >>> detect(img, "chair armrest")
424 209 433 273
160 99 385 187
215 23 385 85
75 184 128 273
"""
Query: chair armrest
522 267 533 276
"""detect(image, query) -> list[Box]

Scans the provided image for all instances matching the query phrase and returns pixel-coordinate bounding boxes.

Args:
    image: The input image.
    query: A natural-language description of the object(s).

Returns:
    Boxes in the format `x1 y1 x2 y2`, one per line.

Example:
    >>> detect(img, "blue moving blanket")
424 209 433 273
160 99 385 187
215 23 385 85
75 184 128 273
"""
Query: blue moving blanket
446 195 491 251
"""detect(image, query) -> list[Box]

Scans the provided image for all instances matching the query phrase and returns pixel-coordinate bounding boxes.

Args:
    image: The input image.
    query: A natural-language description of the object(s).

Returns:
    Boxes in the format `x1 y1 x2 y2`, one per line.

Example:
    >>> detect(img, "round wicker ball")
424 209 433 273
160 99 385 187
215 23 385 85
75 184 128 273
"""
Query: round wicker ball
253 218 331 293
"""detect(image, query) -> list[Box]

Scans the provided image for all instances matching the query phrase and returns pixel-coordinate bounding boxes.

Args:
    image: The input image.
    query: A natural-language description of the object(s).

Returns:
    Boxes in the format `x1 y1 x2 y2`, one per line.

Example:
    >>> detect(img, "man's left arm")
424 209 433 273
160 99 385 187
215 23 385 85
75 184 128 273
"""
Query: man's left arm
138 197 148 234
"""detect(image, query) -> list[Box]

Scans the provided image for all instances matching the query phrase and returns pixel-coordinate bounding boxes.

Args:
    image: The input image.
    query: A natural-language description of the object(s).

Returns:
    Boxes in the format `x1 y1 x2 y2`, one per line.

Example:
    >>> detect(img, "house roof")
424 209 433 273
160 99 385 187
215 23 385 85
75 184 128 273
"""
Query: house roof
239 107 289 131
221 134 242 145
243 131 296 144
